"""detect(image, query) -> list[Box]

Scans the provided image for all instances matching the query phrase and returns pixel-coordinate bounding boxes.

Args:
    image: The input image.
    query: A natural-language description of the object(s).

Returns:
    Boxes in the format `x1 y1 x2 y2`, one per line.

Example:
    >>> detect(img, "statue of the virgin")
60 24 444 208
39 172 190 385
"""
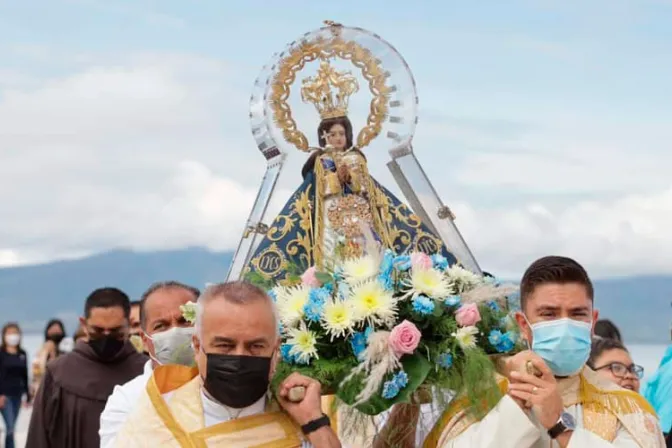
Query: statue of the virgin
247 59 457 284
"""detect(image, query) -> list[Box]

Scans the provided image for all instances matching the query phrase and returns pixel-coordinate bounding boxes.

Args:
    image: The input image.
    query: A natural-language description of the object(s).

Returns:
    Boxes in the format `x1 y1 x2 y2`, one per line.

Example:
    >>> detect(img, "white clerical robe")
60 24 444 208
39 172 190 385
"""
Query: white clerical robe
99 360 153 448
443 395 640 447
113 365 340 447
194 391 313 448
427 368 666 448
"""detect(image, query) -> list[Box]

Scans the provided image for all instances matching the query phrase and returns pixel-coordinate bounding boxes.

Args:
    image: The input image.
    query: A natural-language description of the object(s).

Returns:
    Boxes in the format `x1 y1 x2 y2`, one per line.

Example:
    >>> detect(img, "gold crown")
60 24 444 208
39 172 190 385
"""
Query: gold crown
301 60 359 120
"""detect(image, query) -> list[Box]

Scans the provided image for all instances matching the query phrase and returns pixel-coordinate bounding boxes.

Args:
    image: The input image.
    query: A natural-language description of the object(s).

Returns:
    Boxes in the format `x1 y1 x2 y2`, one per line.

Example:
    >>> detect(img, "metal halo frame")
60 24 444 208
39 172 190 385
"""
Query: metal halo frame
249 21 419 158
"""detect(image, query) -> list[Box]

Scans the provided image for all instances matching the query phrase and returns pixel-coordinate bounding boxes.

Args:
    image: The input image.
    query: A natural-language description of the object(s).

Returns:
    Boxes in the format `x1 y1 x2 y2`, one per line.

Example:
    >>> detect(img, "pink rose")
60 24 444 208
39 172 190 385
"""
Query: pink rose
411 252 432 270
301 266 320 287
455 303 481 327
389 320 422 357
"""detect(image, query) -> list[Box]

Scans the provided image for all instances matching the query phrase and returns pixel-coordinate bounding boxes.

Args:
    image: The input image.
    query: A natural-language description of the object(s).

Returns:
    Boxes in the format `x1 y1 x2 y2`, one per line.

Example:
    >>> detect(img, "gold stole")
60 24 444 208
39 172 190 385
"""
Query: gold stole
423 368 660 448
118 365 305 448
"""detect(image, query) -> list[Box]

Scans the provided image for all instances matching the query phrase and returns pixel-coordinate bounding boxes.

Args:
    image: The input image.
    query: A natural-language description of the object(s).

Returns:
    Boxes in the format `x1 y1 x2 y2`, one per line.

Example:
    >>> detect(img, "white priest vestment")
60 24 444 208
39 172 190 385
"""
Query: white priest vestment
99 360 153 448
424 367 666 448
113 365 340 447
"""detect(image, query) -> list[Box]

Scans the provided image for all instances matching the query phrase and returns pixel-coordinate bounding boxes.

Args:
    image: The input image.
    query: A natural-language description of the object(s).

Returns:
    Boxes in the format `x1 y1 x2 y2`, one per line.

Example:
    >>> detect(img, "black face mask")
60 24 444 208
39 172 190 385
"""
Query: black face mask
88 336 125 361
204 354 271 409
47 333 65 345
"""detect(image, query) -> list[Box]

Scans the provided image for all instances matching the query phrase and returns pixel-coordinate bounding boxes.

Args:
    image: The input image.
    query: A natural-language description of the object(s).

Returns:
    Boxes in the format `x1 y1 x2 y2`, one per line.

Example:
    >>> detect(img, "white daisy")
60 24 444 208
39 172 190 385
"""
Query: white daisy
275 285 311 328
350 279 397 326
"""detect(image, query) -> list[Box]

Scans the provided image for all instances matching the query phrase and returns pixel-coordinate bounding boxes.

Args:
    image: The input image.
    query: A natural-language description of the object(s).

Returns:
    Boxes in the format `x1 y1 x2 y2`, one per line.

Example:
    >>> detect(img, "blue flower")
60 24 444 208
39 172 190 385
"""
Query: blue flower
378 250 395 290
393 371 409 389
380 250 395 275
278 321 284 335
267 289 277 302
444 295 461 307
350 326 373 360
303 287 329 322
309 287 330 303
304 301 322 322
437 353 453 368
280 344 295 363
431 254 449 270
323 282 335 293
412 295 435 315
487 301 501 312
394 255 412 271
382 380 400 399
488 330 516 353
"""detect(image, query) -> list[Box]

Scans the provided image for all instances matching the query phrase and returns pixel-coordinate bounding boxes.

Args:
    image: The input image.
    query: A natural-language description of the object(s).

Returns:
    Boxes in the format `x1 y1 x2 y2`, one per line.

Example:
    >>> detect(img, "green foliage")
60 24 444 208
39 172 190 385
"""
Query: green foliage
272 357 358 395
315 271 333 285
336 354 432 415
244 270 274 289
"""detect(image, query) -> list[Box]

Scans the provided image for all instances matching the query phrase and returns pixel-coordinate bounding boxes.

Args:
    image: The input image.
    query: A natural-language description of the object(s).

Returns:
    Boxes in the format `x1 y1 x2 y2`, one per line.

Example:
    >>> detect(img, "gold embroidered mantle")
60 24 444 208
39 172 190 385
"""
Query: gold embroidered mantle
247 149 457 284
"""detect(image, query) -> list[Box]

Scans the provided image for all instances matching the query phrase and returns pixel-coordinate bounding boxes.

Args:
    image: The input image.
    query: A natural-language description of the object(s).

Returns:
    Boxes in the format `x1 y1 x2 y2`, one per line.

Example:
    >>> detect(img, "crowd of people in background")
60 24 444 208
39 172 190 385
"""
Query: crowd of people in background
0 258 669 447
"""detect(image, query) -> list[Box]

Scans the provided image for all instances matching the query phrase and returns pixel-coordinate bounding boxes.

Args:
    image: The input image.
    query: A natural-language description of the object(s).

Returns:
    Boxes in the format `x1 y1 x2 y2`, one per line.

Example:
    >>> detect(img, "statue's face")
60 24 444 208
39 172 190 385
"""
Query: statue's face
327 124 347 150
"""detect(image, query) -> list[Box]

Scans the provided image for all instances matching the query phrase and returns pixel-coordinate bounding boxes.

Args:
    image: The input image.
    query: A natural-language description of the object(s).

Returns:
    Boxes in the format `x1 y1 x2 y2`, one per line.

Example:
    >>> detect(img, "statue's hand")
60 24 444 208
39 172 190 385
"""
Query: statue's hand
337 164 350 185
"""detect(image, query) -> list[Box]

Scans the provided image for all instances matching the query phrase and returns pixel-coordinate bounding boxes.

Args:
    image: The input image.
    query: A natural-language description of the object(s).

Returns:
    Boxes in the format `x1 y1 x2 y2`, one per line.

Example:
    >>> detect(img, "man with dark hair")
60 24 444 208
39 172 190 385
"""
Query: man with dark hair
429 256 666 447
113 281 340 447
99 281 199 448
26 287 147 448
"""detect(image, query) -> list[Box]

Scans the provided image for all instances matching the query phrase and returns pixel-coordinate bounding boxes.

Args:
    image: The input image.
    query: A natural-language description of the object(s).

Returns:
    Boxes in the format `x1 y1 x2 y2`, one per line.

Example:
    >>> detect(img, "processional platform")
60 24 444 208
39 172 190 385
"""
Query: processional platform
226 21 480 281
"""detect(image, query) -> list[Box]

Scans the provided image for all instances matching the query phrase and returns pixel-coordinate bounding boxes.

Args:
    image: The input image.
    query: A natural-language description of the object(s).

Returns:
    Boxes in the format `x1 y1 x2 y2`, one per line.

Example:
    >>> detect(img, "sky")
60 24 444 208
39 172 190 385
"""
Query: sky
0 0 671 278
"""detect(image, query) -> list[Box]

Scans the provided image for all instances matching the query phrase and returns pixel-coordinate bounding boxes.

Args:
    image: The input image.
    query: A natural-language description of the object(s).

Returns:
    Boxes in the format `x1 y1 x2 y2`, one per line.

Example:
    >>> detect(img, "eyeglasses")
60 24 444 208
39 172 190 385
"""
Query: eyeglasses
594 362 644 379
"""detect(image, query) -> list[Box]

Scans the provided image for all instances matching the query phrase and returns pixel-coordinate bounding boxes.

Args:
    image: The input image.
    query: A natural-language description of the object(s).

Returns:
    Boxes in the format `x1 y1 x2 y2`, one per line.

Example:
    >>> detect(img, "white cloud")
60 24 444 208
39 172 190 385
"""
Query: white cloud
458 187 672 278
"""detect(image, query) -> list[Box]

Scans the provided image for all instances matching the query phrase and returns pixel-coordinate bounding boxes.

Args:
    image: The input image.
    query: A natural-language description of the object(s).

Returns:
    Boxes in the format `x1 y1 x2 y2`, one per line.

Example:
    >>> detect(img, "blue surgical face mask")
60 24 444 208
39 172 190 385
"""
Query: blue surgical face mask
526 317 592 377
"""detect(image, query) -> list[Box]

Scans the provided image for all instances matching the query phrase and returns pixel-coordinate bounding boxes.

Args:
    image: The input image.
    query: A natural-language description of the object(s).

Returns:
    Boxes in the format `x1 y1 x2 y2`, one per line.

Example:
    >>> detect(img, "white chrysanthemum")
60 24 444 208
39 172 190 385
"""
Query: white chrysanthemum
445 265 482 293
342 255 379 285
276 285 311 328
408 267 453 299
453 326 479 349
321 299 356 340
287 326 319 364
350 280 397 326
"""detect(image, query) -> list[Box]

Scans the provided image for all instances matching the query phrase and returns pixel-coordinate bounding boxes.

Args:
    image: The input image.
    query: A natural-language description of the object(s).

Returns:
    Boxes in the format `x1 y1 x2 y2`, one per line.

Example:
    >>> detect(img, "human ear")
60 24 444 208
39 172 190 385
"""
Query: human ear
514 311 532 344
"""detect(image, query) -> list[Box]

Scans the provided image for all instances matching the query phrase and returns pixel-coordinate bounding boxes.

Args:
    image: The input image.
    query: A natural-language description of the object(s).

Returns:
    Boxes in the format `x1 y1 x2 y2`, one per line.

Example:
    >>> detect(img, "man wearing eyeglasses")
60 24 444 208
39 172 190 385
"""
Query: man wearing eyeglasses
588 337 643 393
26 287 148 448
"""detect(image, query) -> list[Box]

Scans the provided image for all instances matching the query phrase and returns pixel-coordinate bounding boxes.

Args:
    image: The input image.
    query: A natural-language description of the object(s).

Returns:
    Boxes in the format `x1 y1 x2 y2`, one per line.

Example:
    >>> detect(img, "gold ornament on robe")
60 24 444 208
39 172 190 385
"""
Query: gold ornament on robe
301 59 359 120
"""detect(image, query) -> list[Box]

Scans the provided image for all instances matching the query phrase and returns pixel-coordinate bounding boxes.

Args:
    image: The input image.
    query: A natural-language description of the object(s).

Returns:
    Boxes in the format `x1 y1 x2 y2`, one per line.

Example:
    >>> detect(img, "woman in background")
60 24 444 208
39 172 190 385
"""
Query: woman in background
0 322 30 448
30 319 66 397
588 337 643 392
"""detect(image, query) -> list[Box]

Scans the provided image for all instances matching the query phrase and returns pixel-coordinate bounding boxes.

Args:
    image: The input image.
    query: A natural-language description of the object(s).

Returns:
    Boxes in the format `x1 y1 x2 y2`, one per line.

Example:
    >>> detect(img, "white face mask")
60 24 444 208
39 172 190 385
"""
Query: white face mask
147 326 195 366
5 334 20 347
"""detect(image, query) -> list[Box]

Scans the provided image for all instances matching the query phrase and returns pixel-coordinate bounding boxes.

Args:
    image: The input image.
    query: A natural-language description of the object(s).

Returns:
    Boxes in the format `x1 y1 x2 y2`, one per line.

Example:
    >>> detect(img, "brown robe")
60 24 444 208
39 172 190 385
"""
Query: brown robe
26 339 148 448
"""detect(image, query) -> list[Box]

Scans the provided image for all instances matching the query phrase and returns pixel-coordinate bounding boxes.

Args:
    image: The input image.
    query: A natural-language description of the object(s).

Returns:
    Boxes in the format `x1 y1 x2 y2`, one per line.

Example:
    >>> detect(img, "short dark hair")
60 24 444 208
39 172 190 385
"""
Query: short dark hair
520 256 593 311
587 337 628 369
84 287 131 318
594 319 622 342
139 281 200 330
130 300 141 308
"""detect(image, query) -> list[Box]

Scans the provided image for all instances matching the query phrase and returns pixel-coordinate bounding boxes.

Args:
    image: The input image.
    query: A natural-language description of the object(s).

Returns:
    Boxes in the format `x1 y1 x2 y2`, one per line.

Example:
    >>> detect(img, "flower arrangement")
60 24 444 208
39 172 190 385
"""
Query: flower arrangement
261 249 520 416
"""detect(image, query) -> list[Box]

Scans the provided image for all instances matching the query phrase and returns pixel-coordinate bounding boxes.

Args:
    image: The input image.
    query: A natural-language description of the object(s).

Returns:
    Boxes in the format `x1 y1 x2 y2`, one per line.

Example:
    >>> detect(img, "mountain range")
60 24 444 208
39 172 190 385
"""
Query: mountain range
0 247 670 343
